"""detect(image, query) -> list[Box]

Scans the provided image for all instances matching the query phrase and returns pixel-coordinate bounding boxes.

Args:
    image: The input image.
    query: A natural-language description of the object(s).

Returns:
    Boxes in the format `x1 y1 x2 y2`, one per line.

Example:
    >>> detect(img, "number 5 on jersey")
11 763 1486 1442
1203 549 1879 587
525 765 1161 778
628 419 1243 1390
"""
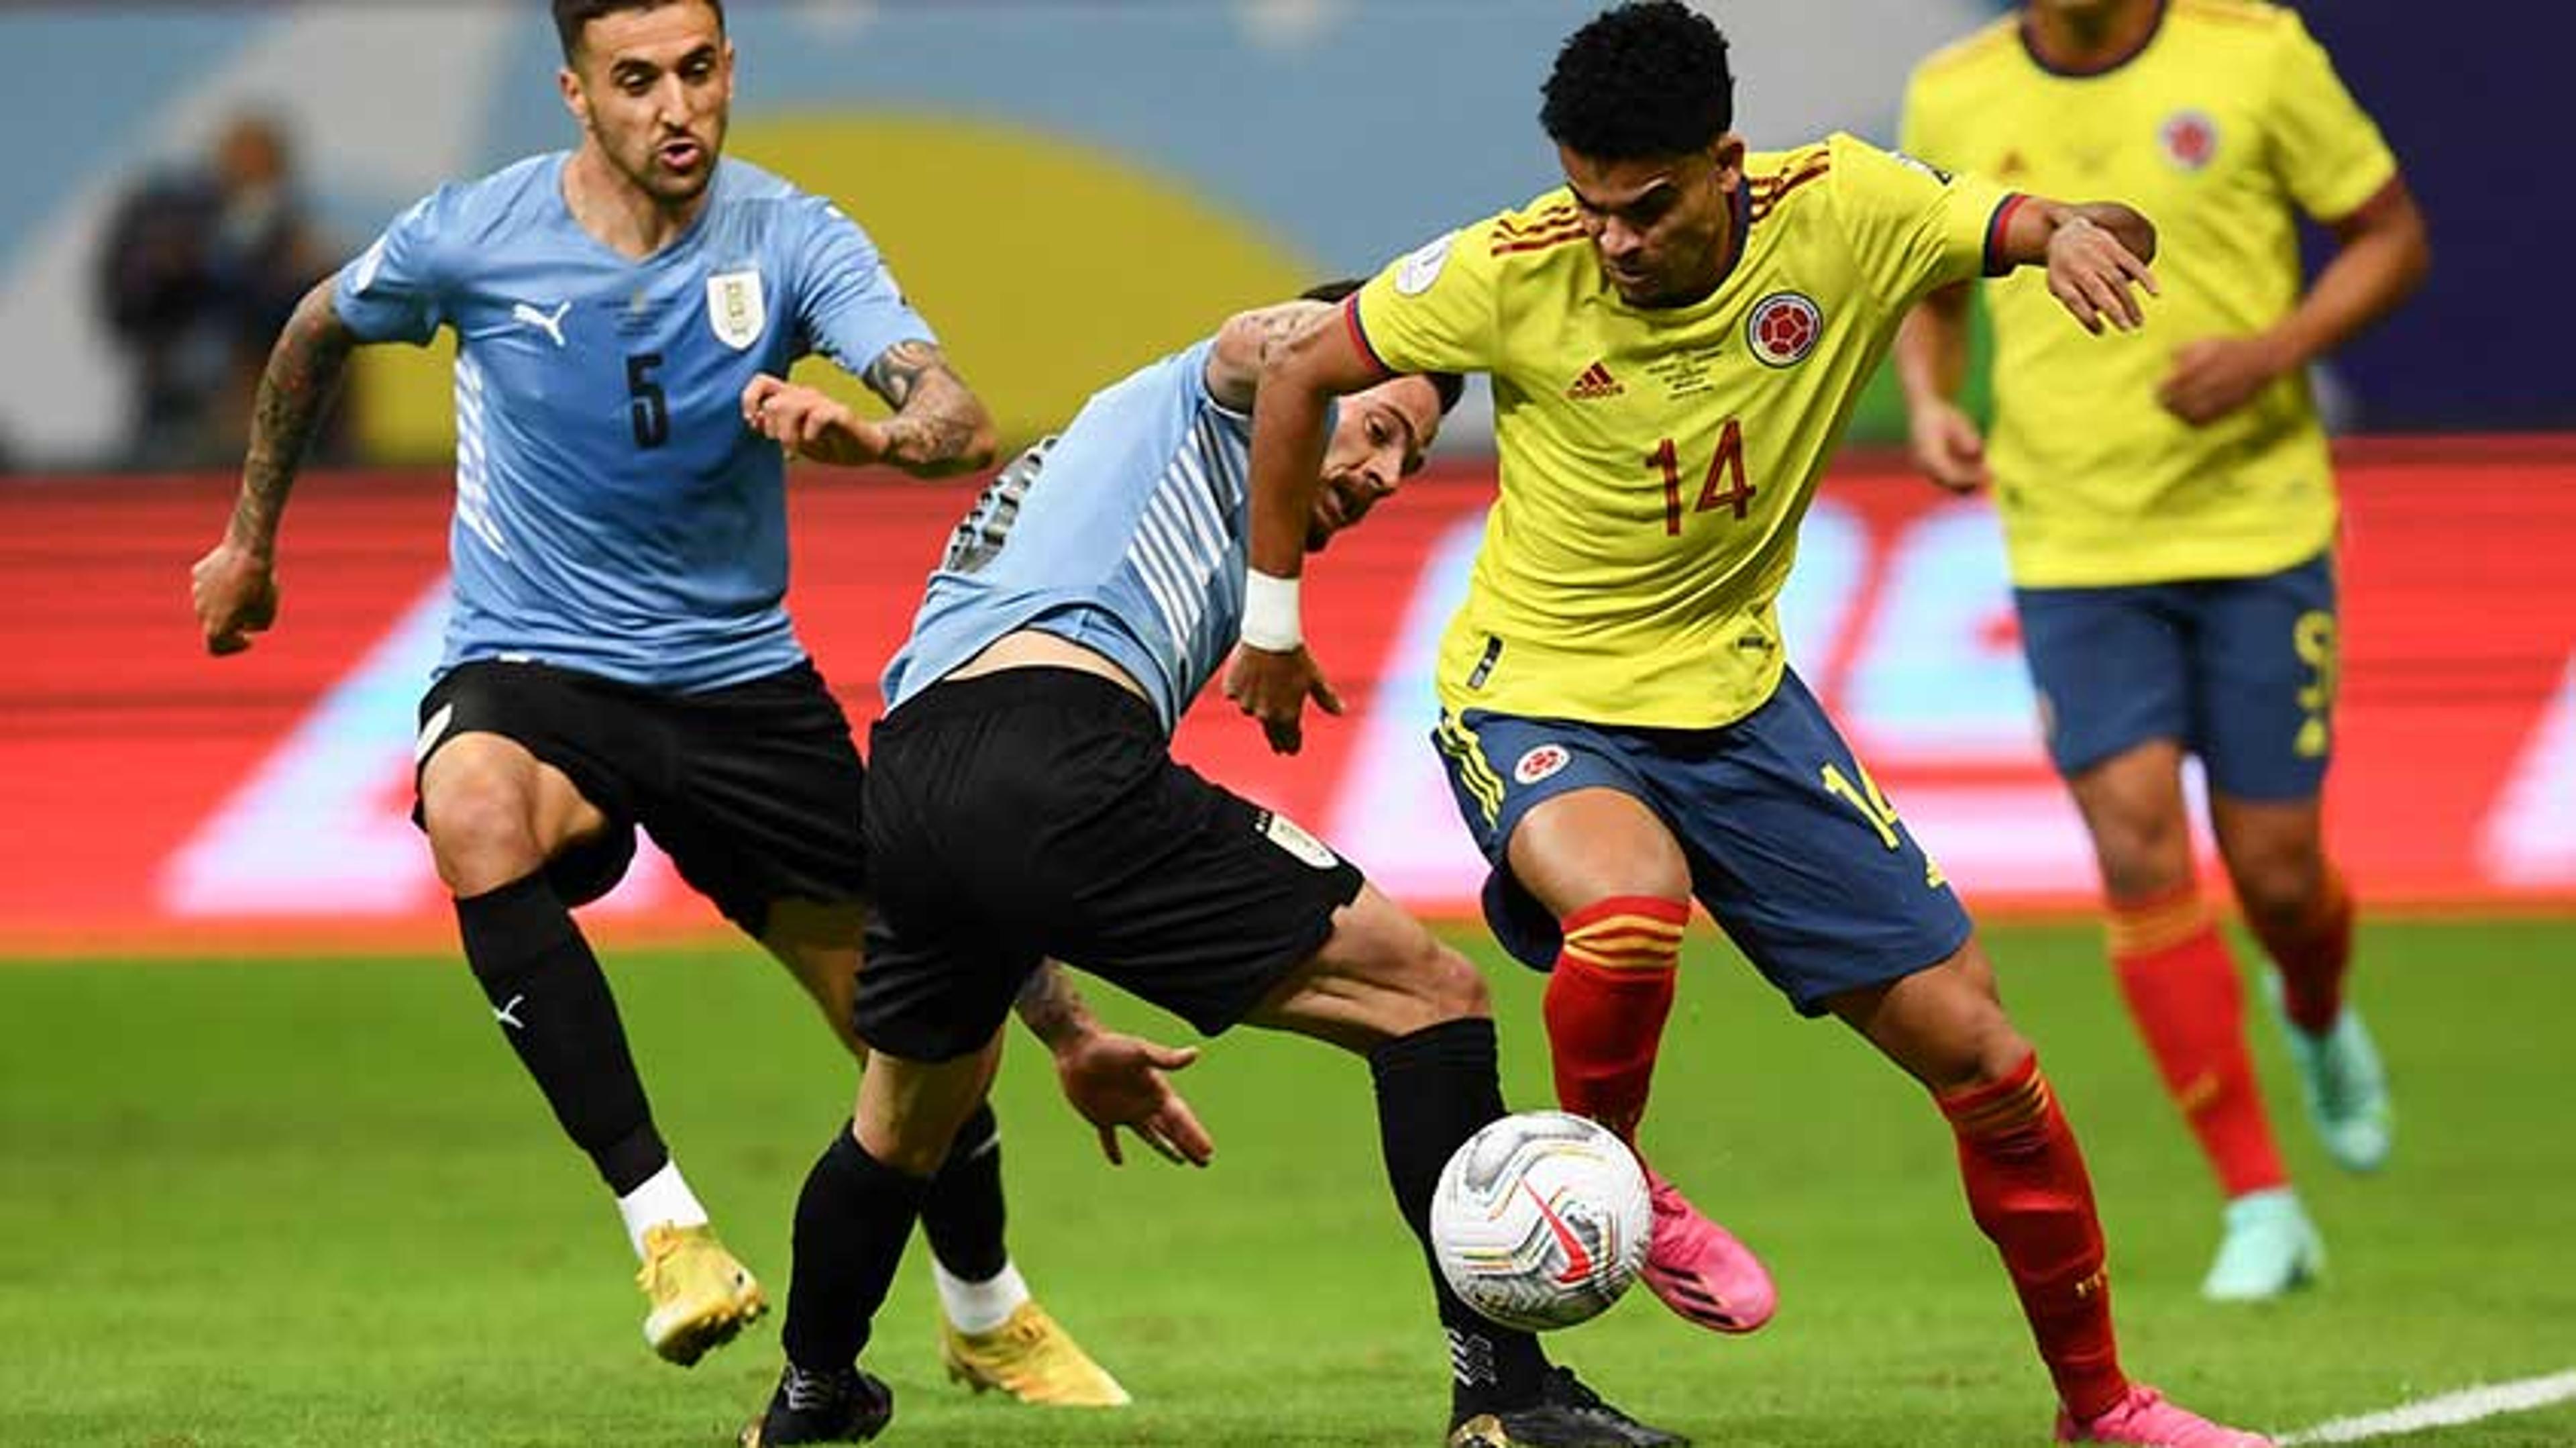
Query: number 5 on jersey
1649 419 1753 536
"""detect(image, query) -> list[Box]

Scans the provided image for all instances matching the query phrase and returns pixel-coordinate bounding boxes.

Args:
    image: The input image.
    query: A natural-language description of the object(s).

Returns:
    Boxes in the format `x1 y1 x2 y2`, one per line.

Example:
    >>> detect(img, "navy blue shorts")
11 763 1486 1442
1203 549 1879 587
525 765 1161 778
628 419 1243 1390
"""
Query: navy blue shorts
2015 552 2337 800
1432 670 1972 1017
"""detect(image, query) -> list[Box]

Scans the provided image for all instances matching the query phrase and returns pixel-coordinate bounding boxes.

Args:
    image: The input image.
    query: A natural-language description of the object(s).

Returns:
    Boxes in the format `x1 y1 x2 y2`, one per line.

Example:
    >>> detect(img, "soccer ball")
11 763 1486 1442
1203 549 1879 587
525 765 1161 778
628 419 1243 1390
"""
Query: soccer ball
1429 1110 1652 1331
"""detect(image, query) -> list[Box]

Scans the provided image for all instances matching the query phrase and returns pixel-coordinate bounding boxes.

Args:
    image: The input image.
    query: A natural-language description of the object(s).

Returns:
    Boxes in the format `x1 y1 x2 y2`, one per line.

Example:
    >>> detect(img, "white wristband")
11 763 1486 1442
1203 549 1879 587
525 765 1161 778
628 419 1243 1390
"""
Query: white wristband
1240 568 1303 652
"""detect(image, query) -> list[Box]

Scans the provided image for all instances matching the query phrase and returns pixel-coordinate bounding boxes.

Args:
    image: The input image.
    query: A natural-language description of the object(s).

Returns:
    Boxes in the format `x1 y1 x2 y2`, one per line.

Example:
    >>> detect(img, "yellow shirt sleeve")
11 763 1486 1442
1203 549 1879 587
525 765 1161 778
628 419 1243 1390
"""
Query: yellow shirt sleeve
1352 221 1506 377
1824 132 2013 310
2267 11 2398 222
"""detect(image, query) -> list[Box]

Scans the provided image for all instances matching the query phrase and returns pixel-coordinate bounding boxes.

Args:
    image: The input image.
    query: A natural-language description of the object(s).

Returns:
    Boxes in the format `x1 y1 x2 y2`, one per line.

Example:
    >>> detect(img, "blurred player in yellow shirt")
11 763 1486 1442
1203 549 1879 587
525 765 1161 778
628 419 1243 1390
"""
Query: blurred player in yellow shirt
1897 0 2429 1304
1230 4 2272 1443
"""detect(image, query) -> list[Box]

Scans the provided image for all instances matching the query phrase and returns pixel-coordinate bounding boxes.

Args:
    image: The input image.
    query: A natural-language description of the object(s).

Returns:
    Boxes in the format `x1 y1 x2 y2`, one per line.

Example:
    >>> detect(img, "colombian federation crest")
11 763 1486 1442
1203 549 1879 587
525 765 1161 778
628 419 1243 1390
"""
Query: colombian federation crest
705 268 766 350
1746 291 1823 368
1513 743 1572 786
2159 109 2220 172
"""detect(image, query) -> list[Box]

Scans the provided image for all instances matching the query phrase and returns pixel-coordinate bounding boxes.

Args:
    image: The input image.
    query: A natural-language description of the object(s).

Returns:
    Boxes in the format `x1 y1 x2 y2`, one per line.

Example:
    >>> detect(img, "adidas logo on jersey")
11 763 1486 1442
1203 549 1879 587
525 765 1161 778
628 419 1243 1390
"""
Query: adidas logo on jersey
1565 360 1624 400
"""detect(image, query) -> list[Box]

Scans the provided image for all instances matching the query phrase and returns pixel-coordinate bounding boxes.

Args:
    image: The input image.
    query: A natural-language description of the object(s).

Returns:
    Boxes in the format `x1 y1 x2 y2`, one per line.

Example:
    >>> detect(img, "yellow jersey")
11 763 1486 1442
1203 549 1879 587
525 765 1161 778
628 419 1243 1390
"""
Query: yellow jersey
1902 0 2398 587
1354 133 2012 729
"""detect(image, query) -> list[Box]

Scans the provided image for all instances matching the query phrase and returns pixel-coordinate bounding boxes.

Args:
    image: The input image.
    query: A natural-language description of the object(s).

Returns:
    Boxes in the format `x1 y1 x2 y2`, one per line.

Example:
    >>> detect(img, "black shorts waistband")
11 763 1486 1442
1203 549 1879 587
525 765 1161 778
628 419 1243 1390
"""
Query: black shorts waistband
881 666 1163 737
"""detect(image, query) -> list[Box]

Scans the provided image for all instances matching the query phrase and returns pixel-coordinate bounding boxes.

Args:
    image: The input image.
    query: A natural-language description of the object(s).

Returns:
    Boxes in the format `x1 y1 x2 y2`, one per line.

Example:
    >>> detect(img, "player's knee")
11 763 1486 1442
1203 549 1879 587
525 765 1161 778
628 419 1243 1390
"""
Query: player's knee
2090 809 2194 899
423 769 547 896
2230 849 2325 937
1410 942 1492 1025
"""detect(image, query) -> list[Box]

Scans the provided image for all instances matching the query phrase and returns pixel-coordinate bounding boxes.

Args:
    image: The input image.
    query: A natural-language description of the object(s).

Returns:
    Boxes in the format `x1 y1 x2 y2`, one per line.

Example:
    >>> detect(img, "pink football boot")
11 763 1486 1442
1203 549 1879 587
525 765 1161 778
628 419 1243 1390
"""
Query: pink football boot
2057 1386 2273 1447
1637 1167 1776 1334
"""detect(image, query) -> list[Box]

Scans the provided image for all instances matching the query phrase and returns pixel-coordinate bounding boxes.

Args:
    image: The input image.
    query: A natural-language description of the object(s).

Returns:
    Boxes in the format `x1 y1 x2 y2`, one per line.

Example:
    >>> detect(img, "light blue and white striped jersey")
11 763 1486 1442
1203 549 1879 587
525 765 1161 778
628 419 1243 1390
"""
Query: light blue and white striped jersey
885 340 1326 734
334 153 931 691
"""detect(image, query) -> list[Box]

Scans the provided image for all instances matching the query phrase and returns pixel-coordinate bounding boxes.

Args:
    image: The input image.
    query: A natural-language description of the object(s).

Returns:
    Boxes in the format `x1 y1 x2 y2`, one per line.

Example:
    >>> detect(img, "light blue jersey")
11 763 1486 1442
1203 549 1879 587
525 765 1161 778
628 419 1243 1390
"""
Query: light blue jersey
335 154 930 691
886 340 1313 734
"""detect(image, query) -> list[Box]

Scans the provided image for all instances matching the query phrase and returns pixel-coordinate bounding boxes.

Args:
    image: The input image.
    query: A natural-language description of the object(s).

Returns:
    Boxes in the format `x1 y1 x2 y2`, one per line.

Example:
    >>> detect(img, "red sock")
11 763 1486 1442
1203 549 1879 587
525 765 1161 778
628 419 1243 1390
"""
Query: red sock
1938 1053 2128 1422
2108 886 2288 1198
1542 896 1688 1142
2247 865 2355 1035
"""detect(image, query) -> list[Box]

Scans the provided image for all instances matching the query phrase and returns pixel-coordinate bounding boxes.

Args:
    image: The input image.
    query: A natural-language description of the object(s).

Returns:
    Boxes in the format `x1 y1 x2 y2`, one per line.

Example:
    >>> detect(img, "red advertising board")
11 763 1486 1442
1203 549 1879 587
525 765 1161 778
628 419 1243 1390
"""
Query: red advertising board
3 439 2570 953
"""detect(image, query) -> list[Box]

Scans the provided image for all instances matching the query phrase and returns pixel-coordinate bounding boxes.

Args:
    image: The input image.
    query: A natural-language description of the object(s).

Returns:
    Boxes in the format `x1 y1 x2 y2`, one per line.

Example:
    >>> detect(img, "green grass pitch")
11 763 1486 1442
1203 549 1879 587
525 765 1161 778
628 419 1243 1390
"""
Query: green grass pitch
5 919 2572 1447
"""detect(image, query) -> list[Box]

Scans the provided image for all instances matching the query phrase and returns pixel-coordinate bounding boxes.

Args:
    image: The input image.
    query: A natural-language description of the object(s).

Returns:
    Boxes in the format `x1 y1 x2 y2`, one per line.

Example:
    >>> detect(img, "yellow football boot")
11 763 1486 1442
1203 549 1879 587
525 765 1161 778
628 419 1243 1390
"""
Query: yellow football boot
637 1222 767 1367
939 1301 1129 1407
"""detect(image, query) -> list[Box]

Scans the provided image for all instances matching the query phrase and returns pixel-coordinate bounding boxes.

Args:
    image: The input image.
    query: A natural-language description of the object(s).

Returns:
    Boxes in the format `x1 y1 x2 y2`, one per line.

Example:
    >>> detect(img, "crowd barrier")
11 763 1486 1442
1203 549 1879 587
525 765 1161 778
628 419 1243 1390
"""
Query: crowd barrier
4 438 2569 953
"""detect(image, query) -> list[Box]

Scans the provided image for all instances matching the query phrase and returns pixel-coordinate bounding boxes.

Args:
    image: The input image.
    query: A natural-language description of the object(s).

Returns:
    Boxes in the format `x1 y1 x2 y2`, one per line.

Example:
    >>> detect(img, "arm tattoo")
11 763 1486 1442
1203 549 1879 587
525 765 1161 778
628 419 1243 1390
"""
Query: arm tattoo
865 340 994 475
231 287 356 553
1013 962 1099 1050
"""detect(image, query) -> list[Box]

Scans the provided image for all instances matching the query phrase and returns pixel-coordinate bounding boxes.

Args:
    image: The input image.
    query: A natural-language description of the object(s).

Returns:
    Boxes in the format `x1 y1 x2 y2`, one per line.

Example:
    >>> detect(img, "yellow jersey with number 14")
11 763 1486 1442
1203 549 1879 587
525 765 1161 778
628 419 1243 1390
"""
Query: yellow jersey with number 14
1354 133 2013 730
1902 0 2398 587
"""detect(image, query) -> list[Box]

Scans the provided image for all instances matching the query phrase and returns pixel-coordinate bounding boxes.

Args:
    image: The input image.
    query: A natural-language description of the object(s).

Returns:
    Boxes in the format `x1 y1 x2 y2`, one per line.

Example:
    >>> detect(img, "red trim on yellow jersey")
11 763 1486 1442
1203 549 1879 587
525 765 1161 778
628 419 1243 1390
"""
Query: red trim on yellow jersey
1490 223 1591 257
1493 205 1578 237
1982 193 2029 276
1340 296 1392 379
1748 157 1831 222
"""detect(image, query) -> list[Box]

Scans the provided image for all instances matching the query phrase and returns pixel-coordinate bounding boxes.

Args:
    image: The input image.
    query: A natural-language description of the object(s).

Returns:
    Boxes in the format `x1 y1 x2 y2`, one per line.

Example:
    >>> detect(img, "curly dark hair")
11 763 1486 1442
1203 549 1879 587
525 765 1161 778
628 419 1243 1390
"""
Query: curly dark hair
553 0 726 62
1540 2 1735 160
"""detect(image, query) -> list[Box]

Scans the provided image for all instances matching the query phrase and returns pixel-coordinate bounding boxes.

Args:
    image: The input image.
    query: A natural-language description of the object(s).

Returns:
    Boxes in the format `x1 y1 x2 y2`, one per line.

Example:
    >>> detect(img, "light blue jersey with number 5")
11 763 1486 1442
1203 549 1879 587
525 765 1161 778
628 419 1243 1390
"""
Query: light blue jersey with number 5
335 153 931 691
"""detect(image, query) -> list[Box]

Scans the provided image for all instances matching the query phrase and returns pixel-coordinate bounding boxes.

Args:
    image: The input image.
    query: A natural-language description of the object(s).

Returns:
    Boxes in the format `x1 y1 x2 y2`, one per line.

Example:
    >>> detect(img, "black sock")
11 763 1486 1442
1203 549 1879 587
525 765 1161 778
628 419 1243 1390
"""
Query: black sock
1368 1016 1551 1417
919 1102 1010 1283
453 874 665 1194
782 1124 932 1371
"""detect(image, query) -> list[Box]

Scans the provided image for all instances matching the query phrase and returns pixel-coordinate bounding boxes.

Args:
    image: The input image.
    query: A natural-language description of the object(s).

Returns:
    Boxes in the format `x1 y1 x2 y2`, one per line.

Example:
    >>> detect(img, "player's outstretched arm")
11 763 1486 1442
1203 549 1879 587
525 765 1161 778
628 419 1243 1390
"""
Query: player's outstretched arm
861 338 998 477
1013 964 1215 1168
1202 298 1338 414
1220 305 1378 756
2159 176 2429 425
744 343 997 476
1992 197 2160 336
1894 282 1990 494
191 276 360 656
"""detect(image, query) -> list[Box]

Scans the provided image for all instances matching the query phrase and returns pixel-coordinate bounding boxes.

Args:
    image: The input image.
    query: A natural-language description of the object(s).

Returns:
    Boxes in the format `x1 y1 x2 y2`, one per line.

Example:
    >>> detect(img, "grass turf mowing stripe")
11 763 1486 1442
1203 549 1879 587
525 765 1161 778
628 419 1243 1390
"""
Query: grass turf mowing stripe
2282 1369 2576 1445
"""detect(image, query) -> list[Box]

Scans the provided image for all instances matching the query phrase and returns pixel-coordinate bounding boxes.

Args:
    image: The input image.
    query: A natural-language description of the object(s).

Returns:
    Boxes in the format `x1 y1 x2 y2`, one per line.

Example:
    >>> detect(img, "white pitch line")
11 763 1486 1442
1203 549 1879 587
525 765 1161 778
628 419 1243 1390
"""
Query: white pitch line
2280 1369 2576 1445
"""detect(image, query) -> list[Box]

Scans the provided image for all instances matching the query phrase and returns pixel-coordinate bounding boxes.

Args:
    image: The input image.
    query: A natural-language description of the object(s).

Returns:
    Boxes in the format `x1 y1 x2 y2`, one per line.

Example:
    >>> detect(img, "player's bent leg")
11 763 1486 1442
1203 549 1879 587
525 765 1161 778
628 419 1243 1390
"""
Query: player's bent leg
751 1039 1002 1447
1245 890 1684 1448
2212 795 2390 1174
761 902 1126 1406
1836 941 2129 1425
424 735 753 1362
1503 789 1771 1338
2070 745 2310 1292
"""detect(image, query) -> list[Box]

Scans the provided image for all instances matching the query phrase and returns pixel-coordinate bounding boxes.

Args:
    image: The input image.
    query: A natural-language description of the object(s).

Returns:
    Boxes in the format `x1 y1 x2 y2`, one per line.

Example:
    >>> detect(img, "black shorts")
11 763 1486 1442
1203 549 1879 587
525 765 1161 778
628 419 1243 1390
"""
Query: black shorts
853 668 1366 1062
414 659 867 934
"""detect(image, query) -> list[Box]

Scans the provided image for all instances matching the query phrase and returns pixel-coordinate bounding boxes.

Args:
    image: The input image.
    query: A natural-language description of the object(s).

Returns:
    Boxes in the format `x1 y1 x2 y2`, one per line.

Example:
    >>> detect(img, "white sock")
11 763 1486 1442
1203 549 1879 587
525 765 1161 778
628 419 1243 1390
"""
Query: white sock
617 1161 711 1259
934 1259 1030 1334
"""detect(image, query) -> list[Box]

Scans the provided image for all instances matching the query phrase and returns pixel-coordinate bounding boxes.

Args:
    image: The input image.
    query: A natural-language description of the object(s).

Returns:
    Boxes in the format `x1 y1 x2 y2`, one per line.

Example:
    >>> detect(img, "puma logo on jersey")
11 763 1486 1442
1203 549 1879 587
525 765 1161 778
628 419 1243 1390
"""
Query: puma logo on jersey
1565 360 1623 400
512 301 571 348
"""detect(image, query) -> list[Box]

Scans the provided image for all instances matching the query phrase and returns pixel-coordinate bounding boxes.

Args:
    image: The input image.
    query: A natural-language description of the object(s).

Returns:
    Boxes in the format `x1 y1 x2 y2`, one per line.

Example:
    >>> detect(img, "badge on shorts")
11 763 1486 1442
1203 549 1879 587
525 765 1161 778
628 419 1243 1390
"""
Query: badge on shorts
706 267 766 350
1513 743 1570 786
1256 810 1340 870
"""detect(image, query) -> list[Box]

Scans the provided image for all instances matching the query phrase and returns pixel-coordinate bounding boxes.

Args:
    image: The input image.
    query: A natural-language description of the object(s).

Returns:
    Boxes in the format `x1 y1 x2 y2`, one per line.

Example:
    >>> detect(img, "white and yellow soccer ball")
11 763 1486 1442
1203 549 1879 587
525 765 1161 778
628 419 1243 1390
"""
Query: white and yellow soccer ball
1429 1110 1652 1331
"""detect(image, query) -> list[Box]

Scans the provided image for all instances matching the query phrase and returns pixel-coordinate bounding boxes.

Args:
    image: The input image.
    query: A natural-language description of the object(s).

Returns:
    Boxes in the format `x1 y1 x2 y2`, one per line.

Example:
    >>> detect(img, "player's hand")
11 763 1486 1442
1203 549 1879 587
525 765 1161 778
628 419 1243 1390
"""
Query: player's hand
742 374 891 467
2158 334 2290 427
1906 398 1990 494
191 539 278 657
2045 215 2159 335
1222 643 1344 756
1051 1031 1214 1168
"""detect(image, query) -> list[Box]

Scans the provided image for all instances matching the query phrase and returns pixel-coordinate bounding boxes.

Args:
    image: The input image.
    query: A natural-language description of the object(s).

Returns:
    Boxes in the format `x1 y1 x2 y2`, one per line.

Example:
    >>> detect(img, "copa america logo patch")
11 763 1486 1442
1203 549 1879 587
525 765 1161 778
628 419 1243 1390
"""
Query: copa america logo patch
1746 291 1823 368
1513 743 1571 786
1396 230 1458 296
2159 109 2219 172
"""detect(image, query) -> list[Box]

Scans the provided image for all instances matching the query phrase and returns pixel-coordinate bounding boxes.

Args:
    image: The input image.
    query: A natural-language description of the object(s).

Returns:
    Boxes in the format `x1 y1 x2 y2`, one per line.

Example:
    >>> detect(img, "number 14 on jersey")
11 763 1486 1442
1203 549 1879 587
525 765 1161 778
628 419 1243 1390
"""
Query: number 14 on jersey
1649 418 1754 536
